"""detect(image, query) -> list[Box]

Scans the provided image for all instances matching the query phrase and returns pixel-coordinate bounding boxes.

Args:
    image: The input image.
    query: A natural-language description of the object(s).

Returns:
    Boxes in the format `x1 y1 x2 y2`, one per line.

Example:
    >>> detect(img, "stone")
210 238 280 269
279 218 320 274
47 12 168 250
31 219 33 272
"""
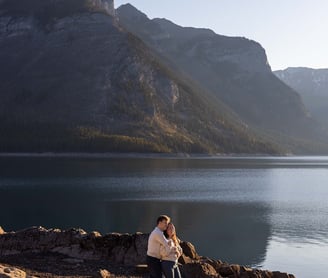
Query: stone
62 258 84 264
217 264 234 276
201 258 221 273
135 264 149 274
179 253 194 264
231 264 241 274
98 269 111 278
123 233 148 265
180 262 219 278
90 231 102 238
272 272 290 278
0 226 297 278
180 241 200 260
240 266 253 272
0 265 27 278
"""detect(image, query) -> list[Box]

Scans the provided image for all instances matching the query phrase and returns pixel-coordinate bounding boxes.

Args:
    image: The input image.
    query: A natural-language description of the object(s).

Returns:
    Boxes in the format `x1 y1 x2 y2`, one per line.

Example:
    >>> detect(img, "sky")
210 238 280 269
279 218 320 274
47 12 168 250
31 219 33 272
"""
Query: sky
114 0 328 71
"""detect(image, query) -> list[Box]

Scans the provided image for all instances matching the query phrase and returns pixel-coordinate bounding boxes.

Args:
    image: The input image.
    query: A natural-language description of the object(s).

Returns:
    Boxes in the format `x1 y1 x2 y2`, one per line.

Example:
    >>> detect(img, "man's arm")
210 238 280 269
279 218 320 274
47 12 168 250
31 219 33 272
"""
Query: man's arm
155 233 176 257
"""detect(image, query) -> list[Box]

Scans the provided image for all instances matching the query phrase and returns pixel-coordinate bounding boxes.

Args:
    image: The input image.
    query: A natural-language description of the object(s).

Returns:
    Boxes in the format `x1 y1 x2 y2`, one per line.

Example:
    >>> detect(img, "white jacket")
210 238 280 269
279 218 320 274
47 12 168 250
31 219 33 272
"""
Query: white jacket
160 238 183 262
147 227 176 259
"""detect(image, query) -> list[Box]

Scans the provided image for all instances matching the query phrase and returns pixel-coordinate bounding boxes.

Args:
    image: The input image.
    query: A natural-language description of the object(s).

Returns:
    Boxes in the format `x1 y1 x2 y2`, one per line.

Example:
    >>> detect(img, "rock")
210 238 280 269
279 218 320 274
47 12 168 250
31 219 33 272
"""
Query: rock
200 258 222 273
123 233 148 265
0 226 297 278
180 241 200 260
179 254 194 264
180 262 220 278
272 272 290 278
262 271 274 278
62 258 84 264
97 269 111 278
0 265 27 278
217 263 234 276
88 0 115 16
135 264 149 274
90 231 102 238
241 266 253 272
231 264 241 274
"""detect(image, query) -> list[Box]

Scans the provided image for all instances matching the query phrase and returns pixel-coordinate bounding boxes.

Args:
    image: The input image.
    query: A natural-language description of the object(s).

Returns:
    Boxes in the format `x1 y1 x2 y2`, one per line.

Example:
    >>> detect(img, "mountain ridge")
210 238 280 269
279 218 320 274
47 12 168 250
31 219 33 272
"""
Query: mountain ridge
117 4 328 154
116 4 312 133
274 67 328 129
0 0 279 154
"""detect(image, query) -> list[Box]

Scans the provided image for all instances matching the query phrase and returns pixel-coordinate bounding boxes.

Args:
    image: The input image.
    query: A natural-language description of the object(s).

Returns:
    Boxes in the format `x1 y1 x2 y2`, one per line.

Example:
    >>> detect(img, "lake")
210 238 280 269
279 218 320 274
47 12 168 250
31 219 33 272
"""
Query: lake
1 155 328 278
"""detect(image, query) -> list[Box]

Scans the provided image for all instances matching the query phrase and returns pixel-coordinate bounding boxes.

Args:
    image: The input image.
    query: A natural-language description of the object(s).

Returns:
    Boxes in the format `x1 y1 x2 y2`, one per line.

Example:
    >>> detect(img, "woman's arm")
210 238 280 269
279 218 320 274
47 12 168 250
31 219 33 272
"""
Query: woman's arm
176 243 183 258
156 234 177 257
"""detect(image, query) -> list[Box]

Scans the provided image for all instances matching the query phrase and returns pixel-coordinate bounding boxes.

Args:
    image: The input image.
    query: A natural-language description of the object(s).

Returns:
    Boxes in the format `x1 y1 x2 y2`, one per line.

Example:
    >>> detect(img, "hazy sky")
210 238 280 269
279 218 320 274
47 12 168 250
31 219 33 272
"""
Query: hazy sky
115 0 328 71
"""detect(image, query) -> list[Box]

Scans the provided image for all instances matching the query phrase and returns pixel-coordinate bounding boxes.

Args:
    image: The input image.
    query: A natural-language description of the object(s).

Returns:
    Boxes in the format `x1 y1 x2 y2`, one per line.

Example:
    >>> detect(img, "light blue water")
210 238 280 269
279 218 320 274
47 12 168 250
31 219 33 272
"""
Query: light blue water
1 156 328 278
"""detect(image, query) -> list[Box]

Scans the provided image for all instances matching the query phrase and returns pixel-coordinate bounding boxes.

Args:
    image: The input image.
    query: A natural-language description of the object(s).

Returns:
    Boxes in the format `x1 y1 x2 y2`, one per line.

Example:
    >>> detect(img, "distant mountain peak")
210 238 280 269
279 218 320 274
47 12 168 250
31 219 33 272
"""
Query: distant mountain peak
117 3 147 18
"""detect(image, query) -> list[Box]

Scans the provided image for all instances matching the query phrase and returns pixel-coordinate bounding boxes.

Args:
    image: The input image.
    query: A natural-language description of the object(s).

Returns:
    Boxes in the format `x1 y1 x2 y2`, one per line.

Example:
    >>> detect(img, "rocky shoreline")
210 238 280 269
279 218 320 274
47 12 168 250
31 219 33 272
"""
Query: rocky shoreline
0 226 295 278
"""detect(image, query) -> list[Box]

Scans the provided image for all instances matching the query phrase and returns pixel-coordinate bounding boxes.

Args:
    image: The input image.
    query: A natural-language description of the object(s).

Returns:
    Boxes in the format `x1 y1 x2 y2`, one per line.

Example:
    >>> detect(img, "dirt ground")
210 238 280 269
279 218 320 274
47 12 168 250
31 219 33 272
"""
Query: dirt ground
0 252 148 278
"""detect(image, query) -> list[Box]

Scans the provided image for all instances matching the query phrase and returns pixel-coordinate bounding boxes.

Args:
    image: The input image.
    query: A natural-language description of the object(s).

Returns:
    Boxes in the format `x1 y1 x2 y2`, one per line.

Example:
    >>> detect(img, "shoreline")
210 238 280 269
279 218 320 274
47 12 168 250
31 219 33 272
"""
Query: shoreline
0 226 296 278
0 152 309 159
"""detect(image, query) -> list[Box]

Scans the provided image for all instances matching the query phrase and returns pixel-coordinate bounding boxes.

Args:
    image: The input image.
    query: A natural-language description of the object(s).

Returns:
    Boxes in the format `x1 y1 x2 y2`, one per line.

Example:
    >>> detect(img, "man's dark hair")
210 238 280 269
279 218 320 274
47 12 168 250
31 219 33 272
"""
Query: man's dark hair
157 215 170 224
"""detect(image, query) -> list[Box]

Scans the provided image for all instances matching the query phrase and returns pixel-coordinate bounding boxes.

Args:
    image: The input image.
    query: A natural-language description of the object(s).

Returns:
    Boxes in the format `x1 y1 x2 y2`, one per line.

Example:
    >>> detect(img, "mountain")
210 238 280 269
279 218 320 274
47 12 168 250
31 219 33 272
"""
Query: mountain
117 4 328 152
274 67 328 128
0 0 279 154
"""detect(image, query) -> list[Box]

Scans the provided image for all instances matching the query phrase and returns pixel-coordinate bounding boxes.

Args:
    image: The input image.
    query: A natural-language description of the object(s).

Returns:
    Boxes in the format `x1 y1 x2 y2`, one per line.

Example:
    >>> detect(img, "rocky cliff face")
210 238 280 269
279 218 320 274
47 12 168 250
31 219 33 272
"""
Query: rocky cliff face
117 4 271 74
91 0 115 16
0 226 296 278
117 4 325 146
274 67 328 128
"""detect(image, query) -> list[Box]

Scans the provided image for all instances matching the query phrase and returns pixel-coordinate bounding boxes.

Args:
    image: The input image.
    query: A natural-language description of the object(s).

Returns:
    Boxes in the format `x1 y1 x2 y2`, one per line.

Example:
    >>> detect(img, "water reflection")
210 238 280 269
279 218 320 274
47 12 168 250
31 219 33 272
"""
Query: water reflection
0 182 106 231
264 235 328 278
105 200 272 266
266 168 328 243
0 180 272 266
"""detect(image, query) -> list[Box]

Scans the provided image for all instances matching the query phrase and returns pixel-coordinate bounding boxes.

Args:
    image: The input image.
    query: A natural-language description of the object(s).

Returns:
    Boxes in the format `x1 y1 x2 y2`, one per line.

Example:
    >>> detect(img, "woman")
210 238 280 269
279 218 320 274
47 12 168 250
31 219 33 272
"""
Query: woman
160 223 183 278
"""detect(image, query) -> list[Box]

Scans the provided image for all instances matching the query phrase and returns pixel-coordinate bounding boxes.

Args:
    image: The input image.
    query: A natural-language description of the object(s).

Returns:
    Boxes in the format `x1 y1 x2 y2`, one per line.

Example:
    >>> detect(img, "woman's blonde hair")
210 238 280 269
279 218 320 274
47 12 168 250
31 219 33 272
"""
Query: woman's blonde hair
164 223 179 245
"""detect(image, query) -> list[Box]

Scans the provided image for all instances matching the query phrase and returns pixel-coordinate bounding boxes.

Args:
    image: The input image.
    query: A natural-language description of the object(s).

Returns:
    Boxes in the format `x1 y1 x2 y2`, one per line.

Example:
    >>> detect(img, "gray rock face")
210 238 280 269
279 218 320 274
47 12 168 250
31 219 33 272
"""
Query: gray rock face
89 0 115 16
117 4 270 74
0 226 148 264
0 12 160 126
274 67 328 128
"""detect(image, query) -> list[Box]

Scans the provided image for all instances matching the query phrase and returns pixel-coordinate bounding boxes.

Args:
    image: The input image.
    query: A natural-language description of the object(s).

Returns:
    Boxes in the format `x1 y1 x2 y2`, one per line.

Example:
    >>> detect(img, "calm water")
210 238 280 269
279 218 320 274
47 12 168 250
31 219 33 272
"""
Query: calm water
1 155 328 278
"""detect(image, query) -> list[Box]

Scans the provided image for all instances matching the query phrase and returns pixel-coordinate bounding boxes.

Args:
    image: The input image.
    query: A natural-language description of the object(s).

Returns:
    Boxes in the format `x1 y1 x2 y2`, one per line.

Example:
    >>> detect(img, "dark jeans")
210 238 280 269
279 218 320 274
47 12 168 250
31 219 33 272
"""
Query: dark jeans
147 255 162 278
161 260 181 278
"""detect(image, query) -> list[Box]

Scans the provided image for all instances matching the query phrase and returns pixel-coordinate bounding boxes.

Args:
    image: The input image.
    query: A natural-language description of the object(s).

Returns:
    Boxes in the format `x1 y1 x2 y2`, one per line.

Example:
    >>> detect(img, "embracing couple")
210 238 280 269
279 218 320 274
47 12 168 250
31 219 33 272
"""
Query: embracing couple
147 215 183 278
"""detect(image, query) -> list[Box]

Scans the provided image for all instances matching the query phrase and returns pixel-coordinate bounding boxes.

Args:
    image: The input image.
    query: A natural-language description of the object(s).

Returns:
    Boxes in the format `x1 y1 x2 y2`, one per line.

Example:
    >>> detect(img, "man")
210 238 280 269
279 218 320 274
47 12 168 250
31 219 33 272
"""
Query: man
147 215 177 278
